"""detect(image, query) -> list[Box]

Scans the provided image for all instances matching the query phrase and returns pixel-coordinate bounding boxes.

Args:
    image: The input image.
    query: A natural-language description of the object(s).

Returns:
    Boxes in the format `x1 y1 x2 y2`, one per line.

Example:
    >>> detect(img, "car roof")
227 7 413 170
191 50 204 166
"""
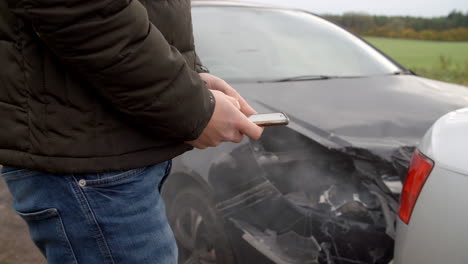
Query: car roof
192 0 271 8
191 0 304 12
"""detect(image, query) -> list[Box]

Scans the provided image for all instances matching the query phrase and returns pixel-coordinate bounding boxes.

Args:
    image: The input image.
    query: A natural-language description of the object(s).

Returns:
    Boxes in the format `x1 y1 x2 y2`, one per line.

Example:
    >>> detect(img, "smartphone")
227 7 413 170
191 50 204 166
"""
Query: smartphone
248 112 289 127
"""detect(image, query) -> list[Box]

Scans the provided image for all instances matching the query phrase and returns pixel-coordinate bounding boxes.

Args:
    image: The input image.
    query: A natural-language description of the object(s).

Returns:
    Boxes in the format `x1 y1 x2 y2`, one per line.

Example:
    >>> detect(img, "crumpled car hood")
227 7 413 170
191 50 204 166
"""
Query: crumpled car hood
193 75 468 264
234 74 468 164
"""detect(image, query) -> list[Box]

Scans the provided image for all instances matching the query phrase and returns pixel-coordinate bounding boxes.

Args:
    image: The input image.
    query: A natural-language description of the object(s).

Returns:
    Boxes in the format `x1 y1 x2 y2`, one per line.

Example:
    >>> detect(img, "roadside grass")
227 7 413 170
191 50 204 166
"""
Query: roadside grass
411 57 468 86
365 37 468 86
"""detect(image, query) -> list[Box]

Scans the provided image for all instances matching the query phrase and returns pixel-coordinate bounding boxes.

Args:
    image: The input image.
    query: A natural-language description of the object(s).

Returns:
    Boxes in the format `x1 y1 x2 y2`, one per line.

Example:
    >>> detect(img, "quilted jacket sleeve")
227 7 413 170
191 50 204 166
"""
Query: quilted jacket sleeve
195 51 210 73
11 0 215 141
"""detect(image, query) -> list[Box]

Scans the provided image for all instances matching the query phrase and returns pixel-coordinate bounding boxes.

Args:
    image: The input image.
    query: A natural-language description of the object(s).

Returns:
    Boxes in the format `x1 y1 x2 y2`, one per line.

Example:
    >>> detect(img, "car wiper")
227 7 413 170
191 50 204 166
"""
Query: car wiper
259 75 332 83
393 70 415 75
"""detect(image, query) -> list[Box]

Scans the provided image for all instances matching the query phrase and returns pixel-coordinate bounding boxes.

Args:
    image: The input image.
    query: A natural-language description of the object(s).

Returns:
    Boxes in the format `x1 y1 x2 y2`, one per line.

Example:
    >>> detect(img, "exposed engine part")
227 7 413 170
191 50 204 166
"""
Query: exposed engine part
232 218 321 264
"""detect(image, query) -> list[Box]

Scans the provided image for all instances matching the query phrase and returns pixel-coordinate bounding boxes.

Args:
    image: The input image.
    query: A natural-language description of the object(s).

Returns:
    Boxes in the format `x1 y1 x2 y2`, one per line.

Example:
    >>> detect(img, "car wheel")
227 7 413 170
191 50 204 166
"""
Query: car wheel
168 187 236 264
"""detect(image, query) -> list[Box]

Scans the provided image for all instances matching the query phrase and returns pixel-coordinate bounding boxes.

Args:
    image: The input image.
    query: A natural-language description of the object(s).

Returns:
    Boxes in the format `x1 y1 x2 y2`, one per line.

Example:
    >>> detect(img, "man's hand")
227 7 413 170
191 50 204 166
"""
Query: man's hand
199 73 256 116
186 90 263 149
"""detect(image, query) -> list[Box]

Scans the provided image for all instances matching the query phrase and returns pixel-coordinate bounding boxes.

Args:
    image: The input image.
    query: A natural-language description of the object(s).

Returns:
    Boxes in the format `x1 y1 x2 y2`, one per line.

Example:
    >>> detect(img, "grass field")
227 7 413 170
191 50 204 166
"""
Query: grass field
364 37 468 86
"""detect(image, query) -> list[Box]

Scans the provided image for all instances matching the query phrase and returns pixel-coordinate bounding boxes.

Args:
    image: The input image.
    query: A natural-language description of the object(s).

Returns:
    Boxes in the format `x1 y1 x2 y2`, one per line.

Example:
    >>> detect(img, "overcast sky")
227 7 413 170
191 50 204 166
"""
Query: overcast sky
236 0 468 17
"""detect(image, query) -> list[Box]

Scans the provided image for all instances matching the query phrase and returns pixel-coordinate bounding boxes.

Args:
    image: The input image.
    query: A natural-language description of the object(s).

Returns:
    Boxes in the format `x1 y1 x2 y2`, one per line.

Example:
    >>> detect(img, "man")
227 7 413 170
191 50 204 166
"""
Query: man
0 0 263 263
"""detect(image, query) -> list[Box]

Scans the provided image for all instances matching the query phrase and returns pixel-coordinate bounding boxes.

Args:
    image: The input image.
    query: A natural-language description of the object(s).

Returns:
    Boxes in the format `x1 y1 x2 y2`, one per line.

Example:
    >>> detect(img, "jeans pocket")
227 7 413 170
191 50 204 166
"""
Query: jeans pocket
77 167 149 188
17 208 77 264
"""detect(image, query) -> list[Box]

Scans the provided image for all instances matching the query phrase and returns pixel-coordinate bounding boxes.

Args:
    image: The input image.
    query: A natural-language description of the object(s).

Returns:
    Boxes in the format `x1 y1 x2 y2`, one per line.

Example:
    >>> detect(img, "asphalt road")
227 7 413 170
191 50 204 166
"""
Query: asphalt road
0 172 45 264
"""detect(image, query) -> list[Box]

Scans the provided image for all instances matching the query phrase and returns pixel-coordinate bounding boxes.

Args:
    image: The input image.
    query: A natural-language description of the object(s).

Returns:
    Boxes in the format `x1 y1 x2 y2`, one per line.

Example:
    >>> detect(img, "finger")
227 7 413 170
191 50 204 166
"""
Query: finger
230 130 244 143
186 141 207 150
237 96 256 116
214 78 230 94
237 115 264 140
207 138 222 147
197 135 221 147
222 85 256 116
226 95 241 110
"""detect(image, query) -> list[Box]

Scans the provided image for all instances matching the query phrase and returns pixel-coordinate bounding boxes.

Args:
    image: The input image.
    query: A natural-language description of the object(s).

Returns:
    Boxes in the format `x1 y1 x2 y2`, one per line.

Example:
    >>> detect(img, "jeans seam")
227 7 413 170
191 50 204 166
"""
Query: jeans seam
69 176 115 264
82 167 148 187
2 170 38 181
158 161 172 192
1 168 27 175
56 210 79 264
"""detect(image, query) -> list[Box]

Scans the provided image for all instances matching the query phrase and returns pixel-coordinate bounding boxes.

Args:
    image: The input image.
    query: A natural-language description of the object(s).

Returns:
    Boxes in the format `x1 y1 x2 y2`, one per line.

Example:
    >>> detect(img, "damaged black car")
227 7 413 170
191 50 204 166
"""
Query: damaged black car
161 1 468 264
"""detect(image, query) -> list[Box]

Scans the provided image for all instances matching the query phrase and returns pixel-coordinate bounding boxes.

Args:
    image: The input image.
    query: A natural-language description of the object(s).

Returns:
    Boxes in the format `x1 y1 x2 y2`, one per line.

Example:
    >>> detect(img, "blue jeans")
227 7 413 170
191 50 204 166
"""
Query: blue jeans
1 161 177 264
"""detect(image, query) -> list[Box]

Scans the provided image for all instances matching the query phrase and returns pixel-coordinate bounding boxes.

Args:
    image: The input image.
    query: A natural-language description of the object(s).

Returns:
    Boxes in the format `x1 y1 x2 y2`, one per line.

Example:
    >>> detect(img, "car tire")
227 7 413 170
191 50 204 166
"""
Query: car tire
167 186 236 264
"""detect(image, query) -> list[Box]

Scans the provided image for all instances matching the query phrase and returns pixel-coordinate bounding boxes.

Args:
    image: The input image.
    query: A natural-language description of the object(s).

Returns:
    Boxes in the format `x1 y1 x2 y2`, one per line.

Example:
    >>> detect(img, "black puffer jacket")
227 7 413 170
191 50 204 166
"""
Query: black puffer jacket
0 0 215 173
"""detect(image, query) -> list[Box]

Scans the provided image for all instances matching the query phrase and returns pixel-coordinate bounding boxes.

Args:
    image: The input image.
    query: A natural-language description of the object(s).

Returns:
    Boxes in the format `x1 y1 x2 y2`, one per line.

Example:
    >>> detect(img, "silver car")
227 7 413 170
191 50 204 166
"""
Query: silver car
394 107 468 264
160 1 468 264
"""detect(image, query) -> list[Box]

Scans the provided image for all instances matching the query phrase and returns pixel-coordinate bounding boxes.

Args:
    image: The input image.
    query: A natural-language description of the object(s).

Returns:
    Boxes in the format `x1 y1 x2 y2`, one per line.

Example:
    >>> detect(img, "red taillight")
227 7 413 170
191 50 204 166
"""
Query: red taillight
399 150 434 224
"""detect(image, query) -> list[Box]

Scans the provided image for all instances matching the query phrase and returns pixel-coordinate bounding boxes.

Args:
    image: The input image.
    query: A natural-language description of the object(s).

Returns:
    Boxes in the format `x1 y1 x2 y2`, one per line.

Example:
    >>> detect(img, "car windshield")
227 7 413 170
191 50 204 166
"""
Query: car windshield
192 6 401 82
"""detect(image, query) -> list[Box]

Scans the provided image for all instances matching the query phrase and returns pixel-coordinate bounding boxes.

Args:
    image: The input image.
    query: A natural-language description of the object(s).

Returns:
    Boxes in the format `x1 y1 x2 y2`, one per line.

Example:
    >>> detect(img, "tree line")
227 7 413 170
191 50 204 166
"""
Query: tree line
323 10 468 41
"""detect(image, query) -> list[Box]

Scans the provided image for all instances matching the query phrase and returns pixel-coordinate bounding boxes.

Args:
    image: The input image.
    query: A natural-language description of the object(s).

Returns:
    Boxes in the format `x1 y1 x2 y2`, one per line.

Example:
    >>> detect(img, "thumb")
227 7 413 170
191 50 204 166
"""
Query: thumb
237 115 264 140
